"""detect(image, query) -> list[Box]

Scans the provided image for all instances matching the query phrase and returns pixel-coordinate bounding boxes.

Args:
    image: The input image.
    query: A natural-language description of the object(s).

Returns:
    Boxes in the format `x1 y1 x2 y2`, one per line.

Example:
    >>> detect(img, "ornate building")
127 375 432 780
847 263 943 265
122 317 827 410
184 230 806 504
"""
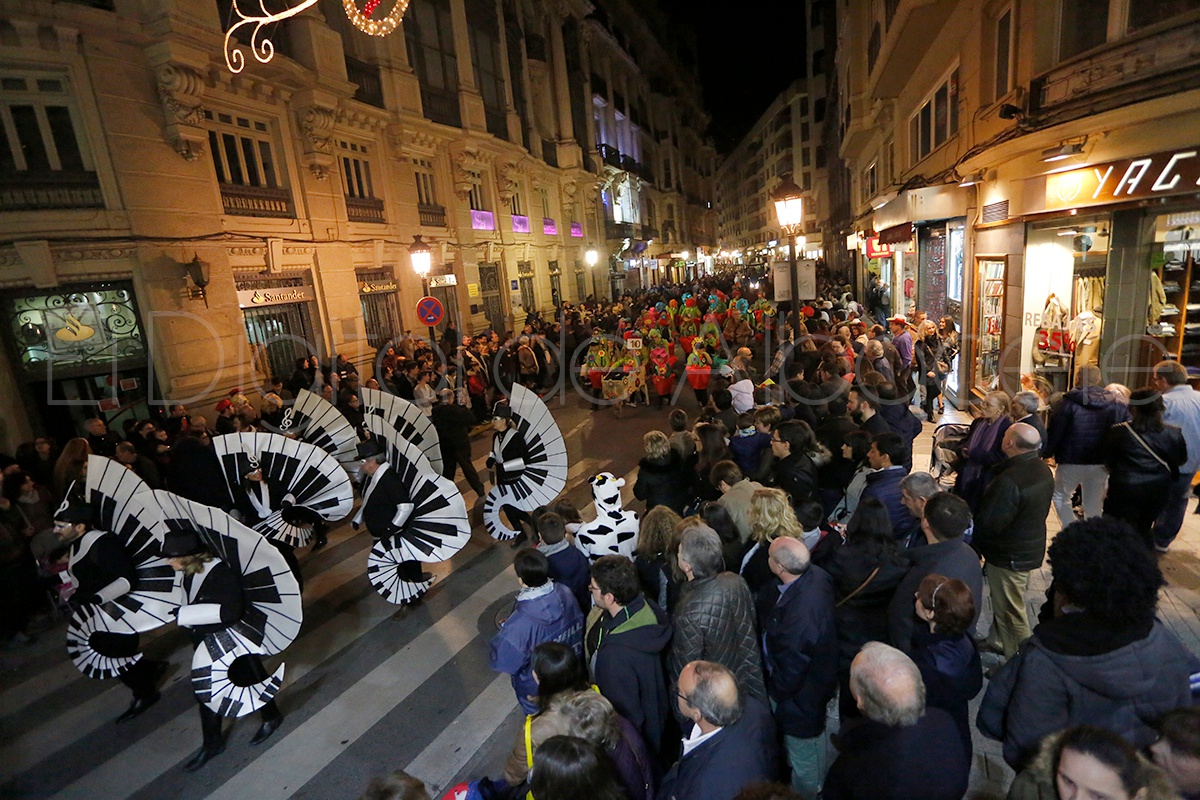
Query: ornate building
0 0 714 447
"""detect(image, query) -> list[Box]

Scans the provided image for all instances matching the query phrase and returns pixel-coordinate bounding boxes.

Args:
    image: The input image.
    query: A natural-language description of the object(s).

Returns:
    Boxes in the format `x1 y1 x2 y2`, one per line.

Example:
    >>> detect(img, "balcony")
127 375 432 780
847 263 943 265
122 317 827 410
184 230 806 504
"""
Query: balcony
420 86 461 128
598 143 622 168
418 203 447 227
345 195 385 224
346 57 385 109
485 107 508 141
0 171 104 212
606 220 636 240
219 183 294 218
868 0 956 97
1030 15 1200 123
620 154 638 173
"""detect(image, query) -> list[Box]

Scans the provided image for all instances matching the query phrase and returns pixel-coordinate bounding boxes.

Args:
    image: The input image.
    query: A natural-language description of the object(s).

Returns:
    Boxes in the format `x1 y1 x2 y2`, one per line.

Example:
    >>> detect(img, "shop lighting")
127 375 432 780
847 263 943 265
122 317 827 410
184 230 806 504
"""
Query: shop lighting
767 239 778 247
1056 230 1078 237
873 201 888 210
681 250 690 259
1042 143 1084 162
959 172 984 187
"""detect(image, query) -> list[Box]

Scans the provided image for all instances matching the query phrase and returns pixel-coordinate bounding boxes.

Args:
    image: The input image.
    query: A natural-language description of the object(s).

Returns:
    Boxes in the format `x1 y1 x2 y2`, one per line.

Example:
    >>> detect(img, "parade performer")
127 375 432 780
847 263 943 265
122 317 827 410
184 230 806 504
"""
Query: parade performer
685 340 713 406
574 473 640 561
584 334 615 408
353 427 471 605
359 387 444 474
482 385 568 541
650 345 677 406
55 494 170 723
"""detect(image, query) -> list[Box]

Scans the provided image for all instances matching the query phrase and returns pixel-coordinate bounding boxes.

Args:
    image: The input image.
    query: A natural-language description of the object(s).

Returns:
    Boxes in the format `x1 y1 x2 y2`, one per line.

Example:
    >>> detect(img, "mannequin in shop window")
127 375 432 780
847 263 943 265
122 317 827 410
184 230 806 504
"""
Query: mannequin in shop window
1069 307 1103 368
1032 294 1071 368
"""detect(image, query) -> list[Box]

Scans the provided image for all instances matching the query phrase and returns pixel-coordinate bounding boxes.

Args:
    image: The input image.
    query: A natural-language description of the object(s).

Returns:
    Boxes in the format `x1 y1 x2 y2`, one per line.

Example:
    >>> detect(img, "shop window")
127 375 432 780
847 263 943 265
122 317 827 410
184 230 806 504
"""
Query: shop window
994 6 1014 100
204 110 293 217
1058 0 1109 61
975 258 1006 392
908 65 959 165
6 285 146 376
405 0 461 128
0 70 102 211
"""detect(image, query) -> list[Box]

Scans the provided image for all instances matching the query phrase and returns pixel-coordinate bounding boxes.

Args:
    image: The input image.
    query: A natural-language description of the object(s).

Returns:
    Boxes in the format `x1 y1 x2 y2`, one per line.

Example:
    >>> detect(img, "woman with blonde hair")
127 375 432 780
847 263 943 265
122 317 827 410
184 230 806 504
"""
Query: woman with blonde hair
739 487 802 594
634 505 682 611
633 431 690 514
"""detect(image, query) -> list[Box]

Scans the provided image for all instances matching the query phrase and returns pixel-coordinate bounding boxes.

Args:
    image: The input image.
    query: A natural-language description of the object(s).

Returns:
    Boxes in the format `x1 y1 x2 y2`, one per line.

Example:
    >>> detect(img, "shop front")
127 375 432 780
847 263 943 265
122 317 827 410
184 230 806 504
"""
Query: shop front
236 274 323 381
1 280 154 444
357 269 402 348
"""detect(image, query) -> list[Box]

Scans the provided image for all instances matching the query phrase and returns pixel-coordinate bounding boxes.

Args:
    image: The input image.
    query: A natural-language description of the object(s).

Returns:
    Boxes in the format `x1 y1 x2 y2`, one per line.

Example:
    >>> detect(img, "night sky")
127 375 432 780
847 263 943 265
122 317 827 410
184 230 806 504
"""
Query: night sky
662 0 810 153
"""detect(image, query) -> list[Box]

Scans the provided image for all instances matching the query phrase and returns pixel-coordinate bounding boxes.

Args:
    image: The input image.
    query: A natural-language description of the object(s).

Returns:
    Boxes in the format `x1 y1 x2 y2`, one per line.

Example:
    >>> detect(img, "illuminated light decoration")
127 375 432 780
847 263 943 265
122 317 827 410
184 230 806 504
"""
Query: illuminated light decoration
224 0 408 73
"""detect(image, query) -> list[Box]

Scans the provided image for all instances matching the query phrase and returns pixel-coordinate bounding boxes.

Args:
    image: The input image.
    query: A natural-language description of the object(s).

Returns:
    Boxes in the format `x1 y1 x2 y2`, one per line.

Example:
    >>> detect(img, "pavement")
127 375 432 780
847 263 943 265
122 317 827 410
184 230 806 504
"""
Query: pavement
2 393 1198 799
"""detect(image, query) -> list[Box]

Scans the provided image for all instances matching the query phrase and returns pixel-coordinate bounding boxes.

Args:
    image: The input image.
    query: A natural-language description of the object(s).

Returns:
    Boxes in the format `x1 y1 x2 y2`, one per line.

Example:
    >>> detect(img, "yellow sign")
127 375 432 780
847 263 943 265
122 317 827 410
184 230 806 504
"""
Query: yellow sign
358 280 398 294
55 312 96 343
467 283 480 297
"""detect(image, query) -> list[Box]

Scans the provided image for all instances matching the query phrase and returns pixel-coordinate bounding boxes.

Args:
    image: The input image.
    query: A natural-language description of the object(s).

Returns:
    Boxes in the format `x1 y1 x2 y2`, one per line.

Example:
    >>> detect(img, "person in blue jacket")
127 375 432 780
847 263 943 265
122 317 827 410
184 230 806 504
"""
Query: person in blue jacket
490 548 583 713
536 512 590 613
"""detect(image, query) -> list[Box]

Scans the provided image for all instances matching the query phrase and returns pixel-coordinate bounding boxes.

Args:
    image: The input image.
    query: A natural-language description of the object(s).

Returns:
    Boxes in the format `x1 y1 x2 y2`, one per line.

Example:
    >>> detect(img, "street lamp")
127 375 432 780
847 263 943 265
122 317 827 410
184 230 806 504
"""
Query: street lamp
772 175 805 331
409 234 435 342
585 249 599 267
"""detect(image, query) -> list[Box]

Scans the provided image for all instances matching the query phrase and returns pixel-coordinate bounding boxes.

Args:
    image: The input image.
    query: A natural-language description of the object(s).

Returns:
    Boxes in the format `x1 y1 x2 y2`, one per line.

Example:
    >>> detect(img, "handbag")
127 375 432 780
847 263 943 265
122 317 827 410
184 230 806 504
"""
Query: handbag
1118 422 1173 475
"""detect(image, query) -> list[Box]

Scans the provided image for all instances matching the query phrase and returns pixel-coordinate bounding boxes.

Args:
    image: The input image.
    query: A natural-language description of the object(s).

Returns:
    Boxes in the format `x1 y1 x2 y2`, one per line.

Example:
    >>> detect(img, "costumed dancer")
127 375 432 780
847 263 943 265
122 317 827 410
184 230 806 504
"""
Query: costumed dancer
55 495 170 723
354 439 431 590
685 341 713 406
482 384 568 542
649 345 678 407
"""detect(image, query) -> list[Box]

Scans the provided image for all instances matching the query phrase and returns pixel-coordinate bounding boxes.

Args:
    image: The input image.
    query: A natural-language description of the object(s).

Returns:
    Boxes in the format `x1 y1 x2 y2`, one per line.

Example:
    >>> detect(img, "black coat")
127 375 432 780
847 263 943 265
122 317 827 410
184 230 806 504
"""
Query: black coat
431 403 476 453
633 451 692 514
488 428 529 486
822 707 969 800
181 559 244 638
658 696 780 800
361 464 408 539
772 452 820 506
68 531 138 600
825 545 908 669
1044 386 1130 464
668 573 766 702
1102 422 1187 492
755 567 839 737
815 415 860 491
972 452 1054 571
887 538 983 652
912 628 983 755
736 541 773 596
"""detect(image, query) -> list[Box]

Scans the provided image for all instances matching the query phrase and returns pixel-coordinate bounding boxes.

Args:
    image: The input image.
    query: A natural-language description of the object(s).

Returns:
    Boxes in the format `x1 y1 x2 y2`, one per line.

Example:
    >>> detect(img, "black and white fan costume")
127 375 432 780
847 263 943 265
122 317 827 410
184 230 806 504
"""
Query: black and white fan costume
482 384 568 540
273 388 360 465
360 387 444 473
211 432 353 548
354 433 471 605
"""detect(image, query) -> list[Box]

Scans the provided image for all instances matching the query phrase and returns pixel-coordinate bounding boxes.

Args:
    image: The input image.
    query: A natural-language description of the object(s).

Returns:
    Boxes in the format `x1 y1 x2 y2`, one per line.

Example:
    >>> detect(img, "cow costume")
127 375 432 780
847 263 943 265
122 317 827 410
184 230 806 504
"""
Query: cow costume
574 472 639 562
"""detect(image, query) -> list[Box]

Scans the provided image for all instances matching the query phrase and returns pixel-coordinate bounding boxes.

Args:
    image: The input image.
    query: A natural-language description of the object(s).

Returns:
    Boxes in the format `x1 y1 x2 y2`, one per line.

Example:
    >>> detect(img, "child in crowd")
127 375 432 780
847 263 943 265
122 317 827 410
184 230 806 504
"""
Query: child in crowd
537 513 591 613
728 412 771 477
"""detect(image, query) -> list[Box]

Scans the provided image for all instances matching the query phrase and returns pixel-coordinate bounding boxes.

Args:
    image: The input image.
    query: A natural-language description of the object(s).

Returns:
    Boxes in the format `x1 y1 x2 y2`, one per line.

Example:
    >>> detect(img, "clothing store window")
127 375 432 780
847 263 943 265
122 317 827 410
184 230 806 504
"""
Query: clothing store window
974 258 1005 392
1147 208 1200 371
1022 213 1112 395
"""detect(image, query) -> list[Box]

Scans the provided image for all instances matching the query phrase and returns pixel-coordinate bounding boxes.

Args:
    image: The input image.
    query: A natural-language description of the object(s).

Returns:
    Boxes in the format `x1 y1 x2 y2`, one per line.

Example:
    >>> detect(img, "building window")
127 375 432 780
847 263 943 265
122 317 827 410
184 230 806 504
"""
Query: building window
1129 0 1200 31
340 141 384 224
405 0 461 128
994 6 1013 100
509 190 524 217
862 162 877 202
0 71 102 211
908 66 960 165
538 187 552 219
466 0 507 140
800 97 809 117
468 182 486 211
813 98 826 123
1059 0 1109 61
204 109 293 218
802 148 811 167
812 50 825 76
413 158 438 206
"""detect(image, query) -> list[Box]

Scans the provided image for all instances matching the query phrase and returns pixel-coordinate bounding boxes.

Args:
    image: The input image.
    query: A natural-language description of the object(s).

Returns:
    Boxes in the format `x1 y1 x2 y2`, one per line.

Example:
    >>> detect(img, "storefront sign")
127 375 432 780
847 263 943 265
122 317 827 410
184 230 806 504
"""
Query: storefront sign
1045 148 1200 210
878 222 913 246
428 274 458 287
569 222 583 238
237 285 315 308
358 279 397 294
865 237 893 259
467 282 480 297
470 209 495 231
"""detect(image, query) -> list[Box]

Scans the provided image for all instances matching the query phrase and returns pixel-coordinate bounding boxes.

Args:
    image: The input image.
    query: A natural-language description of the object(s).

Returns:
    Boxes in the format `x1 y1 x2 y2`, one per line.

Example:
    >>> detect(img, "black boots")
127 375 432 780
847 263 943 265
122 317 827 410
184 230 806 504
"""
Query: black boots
249 701 284 746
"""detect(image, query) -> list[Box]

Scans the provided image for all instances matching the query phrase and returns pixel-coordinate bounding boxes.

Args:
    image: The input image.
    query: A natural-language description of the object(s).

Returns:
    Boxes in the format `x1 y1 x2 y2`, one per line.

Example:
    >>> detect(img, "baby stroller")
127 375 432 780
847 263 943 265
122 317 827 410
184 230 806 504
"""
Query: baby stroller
929 423 971 487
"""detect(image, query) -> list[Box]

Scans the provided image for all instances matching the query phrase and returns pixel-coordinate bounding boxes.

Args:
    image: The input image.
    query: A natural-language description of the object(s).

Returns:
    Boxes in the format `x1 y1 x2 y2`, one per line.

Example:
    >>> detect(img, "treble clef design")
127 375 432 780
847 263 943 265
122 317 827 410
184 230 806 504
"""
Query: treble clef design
278 408 294 431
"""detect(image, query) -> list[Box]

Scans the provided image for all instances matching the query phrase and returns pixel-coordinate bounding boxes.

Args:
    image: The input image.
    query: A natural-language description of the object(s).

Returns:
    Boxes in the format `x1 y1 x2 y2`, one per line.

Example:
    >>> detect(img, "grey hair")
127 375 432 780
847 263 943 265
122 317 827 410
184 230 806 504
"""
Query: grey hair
865 340 883 359
678 525 725 580
558 691 620 750
850 642 926 728
687 661 743 727
1012 391 1040 416
899 471 939 500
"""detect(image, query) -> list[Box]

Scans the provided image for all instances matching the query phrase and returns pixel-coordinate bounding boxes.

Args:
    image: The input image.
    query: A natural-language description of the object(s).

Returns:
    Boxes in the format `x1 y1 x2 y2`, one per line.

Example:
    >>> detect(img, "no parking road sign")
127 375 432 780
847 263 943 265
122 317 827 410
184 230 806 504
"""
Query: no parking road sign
416 296 444 326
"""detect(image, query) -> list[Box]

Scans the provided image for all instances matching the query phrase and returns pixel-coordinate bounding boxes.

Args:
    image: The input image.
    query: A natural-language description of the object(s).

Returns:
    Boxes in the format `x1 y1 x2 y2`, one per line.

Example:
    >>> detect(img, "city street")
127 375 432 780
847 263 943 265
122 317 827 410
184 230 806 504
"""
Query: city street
4 395 1200 800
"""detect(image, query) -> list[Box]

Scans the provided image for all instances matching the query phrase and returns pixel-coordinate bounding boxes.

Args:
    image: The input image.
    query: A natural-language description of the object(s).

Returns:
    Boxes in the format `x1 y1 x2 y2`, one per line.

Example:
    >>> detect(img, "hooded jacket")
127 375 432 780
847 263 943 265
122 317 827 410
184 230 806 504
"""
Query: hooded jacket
489 581 584 713
977 614 1196 769
1006 729 1184 800
859 466 920 545
1044 385 1130 464
589 595 673 757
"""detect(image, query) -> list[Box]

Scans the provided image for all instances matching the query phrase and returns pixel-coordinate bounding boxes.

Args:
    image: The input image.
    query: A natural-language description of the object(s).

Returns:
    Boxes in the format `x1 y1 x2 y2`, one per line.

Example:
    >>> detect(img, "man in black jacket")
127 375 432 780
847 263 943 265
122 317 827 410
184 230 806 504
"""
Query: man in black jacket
354 440 429 585
769 421 822 509
887 492 983 653
586 555 673 761
82 416 120 458
755 537 838 799
823 642 968 800
430 389 486 497
56 502 168 724
659 661 780 800
972 423 1054 658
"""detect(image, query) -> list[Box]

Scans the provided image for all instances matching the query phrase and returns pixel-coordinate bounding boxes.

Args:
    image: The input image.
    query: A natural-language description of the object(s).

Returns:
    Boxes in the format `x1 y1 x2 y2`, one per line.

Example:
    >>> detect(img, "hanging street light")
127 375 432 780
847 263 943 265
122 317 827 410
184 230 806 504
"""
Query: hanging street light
409 235 435 341
772 175 805 333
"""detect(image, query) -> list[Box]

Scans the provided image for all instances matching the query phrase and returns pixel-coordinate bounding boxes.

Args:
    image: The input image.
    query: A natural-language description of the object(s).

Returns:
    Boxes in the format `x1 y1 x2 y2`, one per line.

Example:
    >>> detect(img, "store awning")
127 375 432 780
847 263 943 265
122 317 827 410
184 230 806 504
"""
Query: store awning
878 222 913 245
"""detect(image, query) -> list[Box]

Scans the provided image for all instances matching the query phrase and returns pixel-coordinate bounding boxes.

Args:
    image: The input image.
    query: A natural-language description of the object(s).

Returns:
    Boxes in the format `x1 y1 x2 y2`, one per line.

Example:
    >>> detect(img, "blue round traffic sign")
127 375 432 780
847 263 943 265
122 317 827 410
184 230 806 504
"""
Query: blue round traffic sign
416 296 444 326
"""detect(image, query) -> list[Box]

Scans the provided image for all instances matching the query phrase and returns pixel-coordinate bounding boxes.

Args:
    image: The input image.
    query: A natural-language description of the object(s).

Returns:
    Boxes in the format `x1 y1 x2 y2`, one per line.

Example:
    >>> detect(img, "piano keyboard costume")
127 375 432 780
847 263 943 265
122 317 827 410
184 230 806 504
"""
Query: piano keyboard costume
360 387 444 474
482 384 568 540
276 388 360 465
355 436 471 605
212 432 353 549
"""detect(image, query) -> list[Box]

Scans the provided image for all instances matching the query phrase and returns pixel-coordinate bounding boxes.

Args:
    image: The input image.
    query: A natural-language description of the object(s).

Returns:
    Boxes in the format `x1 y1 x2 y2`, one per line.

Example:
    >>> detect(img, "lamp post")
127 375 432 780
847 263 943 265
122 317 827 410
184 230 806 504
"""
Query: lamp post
772 175 805 334
585 249 598 300
409 234 435 342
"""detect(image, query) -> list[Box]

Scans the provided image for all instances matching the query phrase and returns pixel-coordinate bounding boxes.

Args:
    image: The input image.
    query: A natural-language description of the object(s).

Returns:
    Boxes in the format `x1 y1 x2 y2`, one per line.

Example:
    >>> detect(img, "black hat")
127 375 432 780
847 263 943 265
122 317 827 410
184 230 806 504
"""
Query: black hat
160 528 206 558
492 402 512 419
357 438 386 460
